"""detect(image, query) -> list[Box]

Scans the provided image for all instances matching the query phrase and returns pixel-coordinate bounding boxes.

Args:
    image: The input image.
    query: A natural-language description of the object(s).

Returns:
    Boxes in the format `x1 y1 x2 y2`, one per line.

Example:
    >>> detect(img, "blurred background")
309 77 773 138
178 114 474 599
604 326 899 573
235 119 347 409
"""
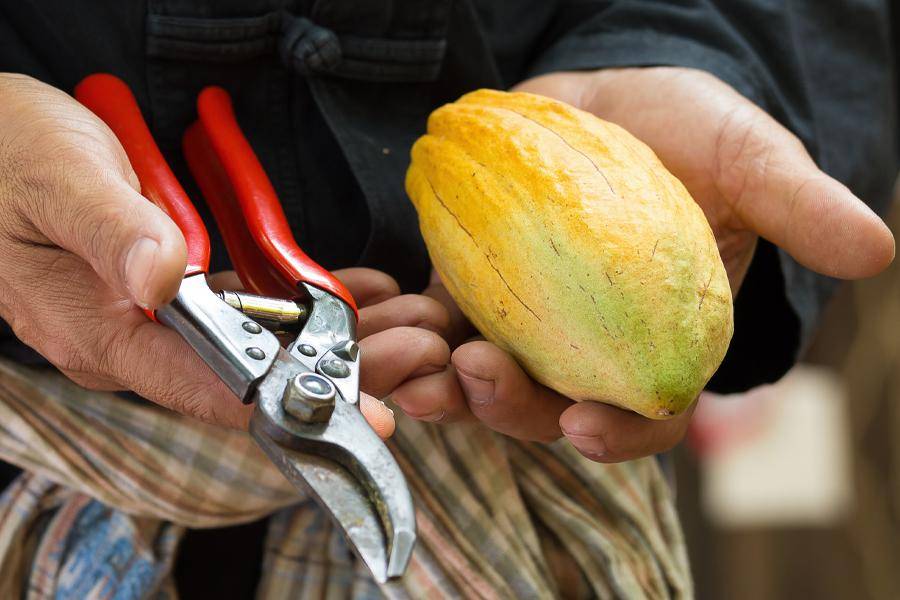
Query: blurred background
675 195 900 599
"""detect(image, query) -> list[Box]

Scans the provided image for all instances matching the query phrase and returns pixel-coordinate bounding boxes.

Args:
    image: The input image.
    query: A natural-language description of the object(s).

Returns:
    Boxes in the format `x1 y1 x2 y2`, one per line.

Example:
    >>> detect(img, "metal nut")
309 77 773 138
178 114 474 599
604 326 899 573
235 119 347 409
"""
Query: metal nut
283 372 335 423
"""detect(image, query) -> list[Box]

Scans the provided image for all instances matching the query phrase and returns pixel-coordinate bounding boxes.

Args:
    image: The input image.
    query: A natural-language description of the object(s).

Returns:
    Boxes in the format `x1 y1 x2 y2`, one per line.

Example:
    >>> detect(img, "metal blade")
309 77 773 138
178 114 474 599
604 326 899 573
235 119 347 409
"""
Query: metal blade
250 354 416 583
250 430 411 582
157 274 281 403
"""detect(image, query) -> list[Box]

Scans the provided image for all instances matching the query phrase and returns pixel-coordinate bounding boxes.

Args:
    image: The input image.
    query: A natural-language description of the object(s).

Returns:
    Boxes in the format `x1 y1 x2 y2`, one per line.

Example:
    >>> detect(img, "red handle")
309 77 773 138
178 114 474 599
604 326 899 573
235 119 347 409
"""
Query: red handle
74 74 211 276
183 121 297 298
183 86 357 315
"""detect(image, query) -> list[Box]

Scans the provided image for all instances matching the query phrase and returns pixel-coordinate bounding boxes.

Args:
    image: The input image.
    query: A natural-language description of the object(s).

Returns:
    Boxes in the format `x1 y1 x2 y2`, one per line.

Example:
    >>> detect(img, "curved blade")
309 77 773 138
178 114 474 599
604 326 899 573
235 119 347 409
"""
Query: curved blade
250 354 416 582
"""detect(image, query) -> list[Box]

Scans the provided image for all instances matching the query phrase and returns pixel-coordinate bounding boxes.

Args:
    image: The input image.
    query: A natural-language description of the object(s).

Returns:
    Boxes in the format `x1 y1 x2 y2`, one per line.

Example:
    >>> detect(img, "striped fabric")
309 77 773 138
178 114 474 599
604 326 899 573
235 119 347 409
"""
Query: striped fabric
0 358 691 599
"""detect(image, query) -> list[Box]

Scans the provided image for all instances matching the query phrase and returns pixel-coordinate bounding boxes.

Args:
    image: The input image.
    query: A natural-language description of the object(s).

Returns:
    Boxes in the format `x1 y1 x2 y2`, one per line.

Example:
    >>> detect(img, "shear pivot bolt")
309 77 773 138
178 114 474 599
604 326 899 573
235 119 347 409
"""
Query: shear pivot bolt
283 372 335 423
246 347 266 360
242 321 262 334
321 358 350 378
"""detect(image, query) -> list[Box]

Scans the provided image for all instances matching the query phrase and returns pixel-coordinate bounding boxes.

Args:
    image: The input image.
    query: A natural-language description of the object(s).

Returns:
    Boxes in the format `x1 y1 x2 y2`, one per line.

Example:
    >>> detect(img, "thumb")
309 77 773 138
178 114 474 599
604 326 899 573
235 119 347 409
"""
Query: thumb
0 74 188 308
717 107 895 279
30 172 188 309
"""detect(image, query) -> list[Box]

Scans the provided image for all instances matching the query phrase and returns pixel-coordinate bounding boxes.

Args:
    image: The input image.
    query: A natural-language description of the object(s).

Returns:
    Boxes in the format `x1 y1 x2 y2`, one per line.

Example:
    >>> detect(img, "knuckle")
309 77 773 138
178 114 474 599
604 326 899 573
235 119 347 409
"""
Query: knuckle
71 195 129 262
401 327 450 364
359 269 401 302
713 105 808 215
158 378 232 425
0 81 134 245
336 267 400 303
400 294 450 333
712 105 767 205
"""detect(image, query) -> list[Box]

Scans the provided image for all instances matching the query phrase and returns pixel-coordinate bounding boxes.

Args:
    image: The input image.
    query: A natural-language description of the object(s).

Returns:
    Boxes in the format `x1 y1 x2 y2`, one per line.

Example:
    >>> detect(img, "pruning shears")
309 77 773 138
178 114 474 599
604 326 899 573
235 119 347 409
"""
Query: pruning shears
75 74 415 582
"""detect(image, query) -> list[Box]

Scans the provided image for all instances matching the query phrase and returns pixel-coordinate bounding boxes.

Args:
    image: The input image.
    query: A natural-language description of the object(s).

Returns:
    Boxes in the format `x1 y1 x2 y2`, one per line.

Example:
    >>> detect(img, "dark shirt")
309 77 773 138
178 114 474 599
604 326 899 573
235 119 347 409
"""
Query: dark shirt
0 0 895 387
0 0 896 594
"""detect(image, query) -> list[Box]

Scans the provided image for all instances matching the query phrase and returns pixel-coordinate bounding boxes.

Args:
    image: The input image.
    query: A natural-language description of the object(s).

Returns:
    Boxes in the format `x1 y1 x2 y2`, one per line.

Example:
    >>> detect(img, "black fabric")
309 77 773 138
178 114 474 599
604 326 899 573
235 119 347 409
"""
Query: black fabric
0 0 895 389
708 241 801 392
505 0 898 388
174 518 268 598
0 0 896 593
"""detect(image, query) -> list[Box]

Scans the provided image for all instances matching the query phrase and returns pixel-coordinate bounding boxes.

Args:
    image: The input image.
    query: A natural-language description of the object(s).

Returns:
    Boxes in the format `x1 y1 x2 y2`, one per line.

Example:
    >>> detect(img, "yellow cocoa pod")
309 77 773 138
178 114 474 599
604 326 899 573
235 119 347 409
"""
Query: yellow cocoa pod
405 89 733 419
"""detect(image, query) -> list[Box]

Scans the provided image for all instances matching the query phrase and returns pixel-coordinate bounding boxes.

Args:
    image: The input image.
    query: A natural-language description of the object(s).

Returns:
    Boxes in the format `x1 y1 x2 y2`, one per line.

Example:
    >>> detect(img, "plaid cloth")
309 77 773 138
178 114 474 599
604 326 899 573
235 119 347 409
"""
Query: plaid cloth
0 358 691 599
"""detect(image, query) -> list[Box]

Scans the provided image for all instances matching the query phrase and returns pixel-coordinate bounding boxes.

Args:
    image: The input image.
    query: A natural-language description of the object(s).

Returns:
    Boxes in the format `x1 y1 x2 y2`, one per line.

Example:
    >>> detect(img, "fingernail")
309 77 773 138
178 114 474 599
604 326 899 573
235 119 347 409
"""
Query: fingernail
457 372 494 406
402 408 445 423
124 237 159 309
580 450 609 462
422 409 446 423
565 433 608 460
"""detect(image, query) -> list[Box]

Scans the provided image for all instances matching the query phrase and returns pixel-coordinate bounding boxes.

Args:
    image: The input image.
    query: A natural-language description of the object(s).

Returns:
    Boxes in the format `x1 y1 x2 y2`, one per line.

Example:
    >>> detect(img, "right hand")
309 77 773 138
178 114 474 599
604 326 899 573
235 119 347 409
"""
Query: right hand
385 68 897 463
0 74 442 435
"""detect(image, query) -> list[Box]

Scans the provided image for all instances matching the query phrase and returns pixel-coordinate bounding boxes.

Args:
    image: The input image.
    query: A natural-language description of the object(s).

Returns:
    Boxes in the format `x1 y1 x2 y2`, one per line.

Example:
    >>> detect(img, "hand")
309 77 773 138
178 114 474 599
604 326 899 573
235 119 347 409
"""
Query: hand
0 74 422 437
334 268 454 435
389 67 895 462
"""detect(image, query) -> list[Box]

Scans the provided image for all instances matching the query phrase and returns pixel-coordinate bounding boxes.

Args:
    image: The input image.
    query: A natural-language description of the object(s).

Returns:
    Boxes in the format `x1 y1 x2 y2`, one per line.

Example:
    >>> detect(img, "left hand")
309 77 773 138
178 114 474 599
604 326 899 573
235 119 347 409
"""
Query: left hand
387 67 895 462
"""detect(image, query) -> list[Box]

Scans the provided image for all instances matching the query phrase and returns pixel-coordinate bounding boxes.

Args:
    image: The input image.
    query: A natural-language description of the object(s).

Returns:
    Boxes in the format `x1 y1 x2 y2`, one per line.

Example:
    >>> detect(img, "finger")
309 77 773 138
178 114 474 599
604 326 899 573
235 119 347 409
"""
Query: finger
331 268 401 308
390 365 472 423
422 269 475 347
110 318 255 428
559 400 696 463
357 294 450 340
360 393 396 439
0 76 187 309
83 305 395 434
207 270 244 292
358 326 450 399
1 241 245 427
717 106 895 279
16 162 188 310
511 71 593 106
452 341 572 442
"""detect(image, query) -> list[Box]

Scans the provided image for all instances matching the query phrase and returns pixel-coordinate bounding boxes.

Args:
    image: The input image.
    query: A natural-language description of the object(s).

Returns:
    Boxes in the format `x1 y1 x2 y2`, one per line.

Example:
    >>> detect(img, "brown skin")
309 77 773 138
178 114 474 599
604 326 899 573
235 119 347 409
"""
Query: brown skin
390 67 895 462
1 69 893 461
0 73 451 439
